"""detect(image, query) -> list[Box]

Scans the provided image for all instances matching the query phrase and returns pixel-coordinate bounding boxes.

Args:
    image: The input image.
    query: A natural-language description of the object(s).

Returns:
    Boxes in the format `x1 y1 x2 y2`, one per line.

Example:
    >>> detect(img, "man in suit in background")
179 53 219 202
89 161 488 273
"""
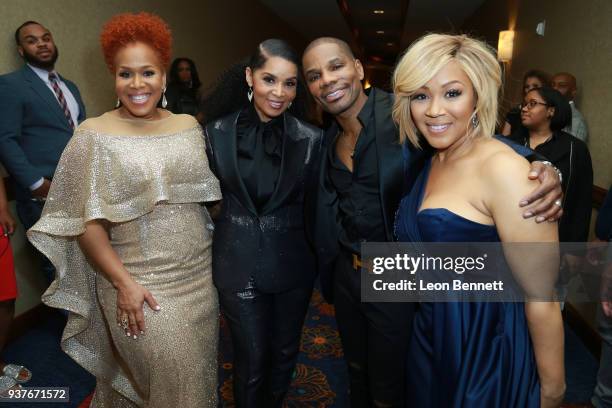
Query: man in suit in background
552 72 589 143
0 21 85 283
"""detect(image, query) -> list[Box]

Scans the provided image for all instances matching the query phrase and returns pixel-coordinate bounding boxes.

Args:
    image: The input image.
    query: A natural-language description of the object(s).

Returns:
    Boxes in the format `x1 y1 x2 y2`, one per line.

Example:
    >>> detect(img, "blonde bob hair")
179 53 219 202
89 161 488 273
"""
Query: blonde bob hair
392 33 502 147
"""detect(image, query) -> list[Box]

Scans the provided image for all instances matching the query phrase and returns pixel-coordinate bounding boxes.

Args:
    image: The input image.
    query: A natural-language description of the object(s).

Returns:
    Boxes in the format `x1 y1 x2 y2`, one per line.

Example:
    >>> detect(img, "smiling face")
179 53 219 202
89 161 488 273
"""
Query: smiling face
302 42 366 116
245 56 297 122
17 23 58 70
409 60 477 151
114 42 166 120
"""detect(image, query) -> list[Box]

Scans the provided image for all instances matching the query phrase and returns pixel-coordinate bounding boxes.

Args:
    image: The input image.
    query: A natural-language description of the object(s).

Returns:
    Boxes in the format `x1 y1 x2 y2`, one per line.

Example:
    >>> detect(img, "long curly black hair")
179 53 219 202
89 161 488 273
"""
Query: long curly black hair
168 57 202 90
201 39 310 124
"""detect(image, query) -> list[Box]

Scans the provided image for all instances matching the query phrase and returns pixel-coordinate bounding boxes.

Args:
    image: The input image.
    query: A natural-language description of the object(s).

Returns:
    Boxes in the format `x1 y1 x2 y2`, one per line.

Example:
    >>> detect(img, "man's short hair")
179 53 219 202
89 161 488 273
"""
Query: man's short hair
14 21 42 45
303 37 355 60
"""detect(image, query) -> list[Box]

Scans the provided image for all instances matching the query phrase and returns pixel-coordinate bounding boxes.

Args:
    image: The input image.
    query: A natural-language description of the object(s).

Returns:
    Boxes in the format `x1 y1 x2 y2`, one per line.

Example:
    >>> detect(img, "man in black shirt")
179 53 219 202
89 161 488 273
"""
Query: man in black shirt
302 37 564 407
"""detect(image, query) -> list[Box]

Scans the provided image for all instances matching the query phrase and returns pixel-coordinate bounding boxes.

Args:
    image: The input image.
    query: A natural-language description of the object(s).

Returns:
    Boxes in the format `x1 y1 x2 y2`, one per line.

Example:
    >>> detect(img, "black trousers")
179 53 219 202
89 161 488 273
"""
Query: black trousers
334 250 416 408
218 281 313 408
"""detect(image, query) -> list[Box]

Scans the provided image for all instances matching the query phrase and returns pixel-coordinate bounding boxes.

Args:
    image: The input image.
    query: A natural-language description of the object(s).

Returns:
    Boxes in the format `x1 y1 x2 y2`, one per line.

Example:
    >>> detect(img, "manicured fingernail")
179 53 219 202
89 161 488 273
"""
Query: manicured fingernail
536 216 545 223
140 330 144 334
529 171 538 177
520 200 529 206
523 211 533 218
133 335 137 340
154 305 161 311
126 332 131 337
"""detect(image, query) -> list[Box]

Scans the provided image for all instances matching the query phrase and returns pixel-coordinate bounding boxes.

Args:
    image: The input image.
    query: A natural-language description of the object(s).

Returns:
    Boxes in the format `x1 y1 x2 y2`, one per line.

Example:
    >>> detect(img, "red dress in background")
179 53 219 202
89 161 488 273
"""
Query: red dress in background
0 234 17 301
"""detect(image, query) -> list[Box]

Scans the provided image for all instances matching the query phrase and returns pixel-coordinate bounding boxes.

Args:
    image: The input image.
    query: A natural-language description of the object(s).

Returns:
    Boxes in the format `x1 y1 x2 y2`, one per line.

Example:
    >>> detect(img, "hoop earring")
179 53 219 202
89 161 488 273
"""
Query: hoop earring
115 98 121 108
161 88 168 108
247 87 253 102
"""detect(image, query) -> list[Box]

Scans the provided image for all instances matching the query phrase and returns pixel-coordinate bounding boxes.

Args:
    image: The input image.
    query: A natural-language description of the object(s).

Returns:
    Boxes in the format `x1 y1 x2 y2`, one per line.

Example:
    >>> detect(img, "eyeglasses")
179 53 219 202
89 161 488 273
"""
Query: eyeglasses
520 100 549 110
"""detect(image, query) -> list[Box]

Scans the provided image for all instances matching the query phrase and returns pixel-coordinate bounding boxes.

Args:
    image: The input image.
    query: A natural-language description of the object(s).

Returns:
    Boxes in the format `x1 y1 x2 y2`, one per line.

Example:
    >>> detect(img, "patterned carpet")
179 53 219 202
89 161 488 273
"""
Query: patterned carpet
1 286 599 407
217 287 348 407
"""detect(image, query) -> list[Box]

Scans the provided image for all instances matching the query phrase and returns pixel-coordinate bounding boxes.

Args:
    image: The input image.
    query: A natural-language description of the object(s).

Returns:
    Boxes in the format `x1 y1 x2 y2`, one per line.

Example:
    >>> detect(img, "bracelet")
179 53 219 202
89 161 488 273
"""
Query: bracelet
539 161 562 184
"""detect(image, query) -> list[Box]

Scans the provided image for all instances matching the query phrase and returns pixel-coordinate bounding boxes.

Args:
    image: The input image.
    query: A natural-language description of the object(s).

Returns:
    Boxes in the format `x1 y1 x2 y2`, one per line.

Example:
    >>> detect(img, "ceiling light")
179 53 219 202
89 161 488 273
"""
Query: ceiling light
373 10 385 14
387 42 394 46
376 30 385 34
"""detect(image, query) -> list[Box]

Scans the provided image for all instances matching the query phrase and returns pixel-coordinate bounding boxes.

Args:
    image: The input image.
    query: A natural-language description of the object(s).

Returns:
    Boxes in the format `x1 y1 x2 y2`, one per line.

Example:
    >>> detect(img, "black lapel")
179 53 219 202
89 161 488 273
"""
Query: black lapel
22 66 72 130
261 114 310 215
372 88 405 241
208 111 258 215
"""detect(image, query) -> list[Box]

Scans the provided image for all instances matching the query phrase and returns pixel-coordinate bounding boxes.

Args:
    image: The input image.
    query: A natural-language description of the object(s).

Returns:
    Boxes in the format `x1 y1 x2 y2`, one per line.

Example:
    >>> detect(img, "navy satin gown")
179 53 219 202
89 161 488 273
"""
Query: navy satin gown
395 160 540 407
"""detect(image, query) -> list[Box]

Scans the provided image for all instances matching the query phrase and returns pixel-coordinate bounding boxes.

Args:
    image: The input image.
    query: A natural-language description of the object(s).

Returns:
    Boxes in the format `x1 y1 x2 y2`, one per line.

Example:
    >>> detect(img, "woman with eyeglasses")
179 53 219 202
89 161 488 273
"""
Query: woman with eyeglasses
502 69 551 137
509 86 593 243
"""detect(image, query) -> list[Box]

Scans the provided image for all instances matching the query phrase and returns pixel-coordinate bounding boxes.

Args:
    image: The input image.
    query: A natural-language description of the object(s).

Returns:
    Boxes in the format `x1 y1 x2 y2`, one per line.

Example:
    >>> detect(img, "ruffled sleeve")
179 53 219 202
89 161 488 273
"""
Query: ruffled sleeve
27 124 221 405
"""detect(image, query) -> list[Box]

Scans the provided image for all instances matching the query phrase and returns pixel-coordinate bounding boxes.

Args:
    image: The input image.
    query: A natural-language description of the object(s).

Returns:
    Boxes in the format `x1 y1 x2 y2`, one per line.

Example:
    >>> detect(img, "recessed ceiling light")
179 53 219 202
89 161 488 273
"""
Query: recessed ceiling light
373 10 385 14
376 30 385 34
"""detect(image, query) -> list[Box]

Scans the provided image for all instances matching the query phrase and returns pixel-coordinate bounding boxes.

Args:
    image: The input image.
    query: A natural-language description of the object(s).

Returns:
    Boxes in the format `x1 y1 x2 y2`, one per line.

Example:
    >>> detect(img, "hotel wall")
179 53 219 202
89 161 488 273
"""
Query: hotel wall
0 0 305 315
463 0 612 330
463 0 612 188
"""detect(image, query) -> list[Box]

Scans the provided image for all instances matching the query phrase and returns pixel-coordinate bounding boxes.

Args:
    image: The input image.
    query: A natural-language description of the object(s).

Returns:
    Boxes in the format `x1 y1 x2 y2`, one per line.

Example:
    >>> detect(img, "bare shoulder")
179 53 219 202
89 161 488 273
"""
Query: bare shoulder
168 113 200 128
475 138 535 194
77 115 104 131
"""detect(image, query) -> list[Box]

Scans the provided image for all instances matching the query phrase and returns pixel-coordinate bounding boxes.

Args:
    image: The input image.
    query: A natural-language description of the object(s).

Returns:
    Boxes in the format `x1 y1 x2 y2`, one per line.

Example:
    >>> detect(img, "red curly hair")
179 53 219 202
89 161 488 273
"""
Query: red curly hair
100 12 172 72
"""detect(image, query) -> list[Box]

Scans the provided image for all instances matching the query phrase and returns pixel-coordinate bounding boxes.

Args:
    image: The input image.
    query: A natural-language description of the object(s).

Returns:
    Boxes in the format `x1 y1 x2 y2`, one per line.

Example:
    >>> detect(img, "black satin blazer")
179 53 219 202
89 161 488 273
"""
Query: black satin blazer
205 110 323 293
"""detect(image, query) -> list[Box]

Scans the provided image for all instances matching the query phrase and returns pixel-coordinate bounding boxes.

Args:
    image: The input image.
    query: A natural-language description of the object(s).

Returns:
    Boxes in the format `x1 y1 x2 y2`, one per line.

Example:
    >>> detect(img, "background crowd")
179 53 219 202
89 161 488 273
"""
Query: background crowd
0 7 609 408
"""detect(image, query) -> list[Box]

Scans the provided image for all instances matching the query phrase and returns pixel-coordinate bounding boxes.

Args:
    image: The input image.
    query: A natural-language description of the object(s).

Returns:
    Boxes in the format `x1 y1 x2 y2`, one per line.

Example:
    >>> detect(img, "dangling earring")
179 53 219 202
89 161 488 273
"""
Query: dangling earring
288 101 292 109
115 98 121 108
247 87 253 102
471 114 479 128
162 88 168 108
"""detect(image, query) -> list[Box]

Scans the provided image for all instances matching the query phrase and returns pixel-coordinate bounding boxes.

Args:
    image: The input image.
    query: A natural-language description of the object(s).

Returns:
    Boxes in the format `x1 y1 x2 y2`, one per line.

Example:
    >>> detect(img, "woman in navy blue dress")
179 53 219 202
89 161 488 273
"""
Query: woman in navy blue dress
392 34 565 407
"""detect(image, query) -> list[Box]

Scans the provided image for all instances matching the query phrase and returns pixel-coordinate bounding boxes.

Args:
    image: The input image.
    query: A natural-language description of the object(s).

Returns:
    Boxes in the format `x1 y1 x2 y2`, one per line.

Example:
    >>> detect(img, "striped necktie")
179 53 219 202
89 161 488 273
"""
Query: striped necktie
48 73 75 129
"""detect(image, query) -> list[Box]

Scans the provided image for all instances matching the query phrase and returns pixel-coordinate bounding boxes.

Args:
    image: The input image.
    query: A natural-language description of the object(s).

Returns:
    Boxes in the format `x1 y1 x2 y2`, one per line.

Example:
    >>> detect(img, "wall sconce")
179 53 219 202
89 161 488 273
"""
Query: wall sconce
497 30 514 62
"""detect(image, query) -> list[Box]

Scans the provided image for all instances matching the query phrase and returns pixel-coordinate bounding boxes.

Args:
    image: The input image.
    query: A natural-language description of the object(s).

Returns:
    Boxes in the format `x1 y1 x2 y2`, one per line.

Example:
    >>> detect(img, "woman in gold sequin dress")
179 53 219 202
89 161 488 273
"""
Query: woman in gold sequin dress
27 13 221 407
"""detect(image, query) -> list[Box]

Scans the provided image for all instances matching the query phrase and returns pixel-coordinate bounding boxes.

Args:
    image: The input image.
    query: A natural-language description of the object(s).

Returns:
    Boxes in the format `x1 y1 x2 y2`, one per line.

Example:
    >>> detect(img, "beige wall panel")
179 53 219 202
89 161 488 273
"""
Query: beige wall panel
0 0 304 315
464 0 612 188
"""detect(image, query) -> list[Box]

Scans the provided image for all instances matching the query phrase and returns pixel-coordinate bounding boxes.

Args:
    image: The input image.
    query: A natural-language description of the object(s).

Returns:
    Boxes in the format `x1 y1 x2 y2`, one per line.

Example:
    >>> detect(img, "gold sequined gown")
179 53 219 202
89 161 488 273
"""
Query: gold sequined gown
28 112 222 407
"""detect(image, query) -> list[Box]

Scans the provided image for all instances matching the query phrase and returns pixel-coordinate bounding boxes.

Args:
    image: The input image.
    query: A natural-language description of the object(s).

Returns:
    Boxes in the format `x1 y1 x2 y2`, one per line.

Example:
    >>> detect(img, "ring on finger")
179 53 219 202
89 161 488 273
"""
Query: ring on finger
120 314 129 329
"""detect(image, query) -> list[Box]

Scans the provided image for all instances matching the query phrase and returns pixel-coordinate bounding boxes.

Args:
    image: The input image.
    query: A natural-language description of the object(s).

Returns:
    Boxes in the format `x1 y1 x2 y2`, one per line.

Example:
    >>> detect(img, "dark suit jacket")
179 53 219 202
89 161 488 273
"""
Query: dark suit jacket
0 65 85 200
205 110 323 293
304 88 427 302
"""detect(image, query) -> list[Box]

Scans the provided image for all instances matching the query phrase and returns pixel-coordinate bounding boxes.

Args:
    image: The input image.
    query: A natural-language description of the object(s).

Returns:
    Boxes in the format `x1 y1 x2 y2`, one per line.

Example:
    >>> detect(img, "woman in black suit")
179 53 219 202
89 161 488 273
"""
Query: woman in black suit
202 39 322 408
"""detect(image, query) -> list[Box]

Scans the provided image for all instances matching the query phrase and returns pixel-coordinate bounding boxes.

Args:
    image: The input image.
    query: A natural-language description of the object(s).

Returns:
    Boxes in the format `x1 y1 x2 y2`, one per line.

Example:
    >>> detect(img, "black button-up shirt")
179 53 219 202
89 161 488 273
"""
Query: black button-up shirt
328 94 386 254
